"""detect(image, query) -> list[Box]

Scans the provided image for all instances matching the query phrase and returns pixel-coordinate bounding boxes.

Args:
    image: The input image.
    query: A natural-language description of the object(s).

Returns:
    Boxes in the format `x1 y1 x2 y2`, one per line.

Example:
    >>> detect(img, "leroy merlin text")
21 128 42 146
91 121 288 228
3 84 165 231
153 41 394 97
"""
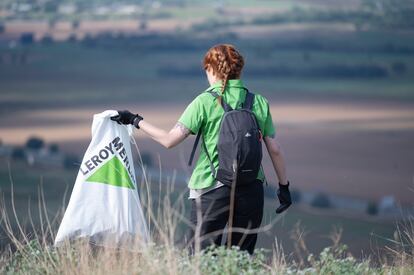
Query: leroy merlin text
80 136 133 177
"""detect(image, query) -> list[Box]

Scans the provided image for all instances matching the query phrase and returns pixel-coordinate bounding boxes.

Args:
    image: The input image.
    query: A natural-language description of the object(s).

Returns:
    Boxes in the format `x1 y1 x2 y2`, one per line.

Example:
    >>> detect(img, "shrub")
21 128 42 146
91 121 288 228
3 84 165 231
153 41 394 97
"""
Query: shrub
72 20 80 30
40 35 54 45
311 192 332 209
48 18 58 29
63 154 80 169
290 189 302 203
25 137 44 150
49 143 59 153
184 246 269 274
263 185 276 198
303 51 311 62
81 35 97 48
391 62 407 75
304 245 371 275
138 20 147 31
20 33 34 45
5 239 56 274
66 34 77 43
11 147 25 160
140 151 153 167
366 201 378 216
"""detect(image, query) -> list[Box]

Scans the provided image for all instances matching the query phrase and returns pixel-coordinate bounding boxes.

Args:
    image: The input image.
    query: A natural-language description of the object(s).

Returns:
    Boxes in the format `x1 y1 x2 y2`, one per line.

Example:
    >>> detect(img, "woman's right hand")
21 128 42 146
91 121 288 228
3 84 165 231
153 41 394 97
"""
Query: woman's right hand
111 110 143 127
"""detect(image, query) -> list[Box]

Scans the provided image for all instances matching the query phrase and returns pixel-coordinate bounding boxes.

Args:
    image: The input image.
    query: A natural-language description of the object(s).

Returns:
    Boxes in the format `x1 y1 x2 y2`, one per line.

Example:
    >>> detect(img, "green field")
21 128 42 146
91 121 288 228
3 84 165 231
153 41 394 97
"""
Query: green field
1 27 414 114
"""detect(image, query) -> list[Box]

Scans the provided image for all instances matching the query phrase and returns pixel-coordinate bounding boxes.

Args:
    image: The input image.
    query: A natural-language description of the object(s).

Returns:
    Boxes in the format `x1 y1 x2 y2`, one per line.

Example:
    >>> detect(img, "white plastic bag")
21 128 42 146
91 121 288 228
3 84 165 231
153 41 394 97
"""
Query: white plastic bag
54 110 149 248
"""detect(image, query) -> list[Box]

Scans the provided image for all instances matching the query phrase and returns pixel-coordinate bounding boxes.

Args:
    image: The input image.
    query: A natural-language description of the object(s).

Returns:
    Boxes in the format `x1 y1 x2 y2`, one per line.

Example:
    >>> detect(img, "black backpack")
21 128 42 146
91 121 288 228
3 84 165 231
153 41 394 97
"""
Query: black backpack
188 88 263 186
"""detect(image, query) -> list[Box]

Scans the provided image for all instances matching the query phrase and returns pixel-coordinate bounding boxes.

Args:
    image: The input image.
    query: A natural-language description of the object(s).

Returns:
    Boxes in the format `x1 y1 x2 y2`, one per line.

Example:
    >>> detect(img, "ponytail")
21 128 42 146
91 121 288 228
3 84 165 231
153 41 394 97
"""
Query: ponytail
218 73 229 106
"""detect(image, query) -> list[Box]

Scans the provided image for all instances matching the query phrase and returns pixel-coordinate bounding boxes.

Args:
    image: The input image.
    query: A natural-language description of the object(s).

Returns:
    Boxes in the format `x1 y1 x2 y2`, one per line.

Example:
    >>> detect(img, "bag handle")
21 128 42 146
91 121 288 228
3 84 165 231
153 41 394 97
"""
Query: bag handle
187 130 216 177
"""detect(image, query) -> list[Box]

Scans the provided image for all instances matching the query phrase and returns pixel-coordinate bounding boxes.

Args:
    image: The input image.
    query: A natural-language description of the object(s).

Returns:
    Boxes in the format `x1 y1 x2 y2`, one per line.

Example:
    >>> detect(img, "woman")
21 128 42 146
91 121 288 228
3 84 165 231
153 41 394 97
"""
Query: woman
111 44 291 254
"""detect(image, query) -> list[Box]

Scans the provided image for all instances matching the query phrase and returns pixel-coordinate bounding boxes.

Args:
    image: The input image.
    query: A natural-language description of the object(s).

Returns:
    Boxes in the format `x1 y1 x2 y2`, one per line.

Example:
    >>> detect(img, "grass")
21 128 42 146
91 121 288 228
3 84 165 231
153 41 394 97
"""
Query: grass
0 139 412 274
0 177 412 274
0 156 399 257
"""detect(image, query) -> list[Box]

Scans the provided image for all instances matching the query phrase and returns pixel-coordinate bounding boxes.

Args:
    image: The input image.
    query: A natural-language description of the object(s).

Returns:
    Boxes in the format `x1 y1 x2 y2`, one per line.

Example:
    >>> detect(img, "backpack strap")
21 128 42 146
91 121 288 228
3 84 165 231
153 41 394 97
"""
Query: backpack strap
188 88 249 175
208 91 233 112
242 89 255 110
188 130 201 166
187 90 223 167
209 88 254 110
201 136 216 177
188 88 252 166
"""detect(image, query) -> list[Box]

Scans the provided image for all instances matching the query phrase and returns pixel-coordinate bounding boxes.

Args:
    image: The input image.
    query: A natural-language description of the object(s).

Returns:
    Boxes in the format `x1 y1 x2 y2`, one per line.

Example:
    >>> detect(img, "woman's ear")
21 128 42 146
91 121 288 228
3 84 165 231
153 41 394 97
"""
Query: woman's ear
205 64 211 74
206 68 217 85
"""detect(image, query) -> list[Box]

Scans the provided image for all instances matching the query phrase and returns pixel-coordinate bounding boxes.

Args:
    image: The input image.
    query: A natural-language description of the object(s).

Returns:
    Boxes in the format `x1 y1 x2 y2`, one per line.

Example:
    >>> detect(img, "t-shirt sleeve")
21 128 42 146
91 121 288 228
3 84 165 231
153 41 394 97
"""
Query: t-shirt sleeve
178 96 204 134
263 103 276 137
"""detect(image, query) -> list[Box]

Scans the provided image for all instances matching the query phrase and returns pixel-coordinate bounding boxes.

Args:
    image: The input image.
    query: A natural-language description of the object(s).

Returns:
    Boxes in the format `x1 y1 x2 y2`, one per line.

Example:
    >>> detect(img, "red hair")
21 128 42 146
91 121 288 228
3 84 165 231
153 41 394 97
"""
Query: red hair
203 44 245 101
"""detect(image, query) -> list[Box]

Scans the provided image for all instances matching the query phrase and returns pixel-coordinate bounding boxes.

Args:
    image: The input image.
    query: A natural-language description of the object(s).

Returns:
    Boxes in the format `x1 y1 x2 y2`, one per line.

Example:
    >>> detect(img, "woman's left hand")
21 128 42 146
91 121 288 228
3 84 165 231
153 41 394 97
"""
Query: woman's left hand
276 181 292 214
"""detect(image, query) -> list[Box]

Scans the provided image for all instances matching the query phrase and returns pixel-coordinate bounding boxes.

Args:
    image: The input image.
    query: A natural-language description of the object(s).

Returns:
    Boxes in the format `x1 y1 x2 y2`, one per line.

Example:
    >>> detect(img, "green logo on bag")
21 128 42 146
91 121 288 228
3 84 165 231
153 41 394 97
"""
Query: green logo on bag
80 136 136 189
86 156 135 189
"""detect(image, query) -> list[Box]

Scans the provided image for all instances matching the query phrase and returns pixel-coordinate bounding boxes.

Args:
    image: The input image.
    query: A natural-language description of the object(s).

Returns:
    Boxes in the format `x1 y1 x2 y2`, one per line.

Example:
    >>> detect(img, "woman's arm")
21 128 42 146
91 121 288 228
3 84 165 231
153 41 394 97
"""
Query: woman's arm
264 135 288 186
137 120 190 149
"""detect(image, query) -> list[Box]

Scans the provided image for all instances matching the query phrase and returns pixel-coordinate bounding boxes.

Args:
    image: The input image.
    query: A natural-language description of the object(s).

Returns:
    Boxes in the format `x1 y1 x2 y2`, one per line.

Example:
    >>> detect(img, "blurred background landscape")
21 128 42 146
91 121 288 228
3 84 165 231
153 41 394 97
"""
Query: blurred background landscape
0 0 414 261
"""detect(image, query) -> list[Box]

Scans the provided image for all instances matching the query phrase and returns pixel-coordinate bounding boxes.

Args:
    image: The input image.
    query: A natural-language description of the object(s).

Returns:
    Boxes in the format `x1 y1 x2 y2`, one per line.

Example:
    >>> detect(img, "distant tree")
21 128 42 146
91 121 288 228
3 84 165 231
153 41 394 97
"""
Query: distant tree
64 154 80 169
311 192 332 208
224 32 238 41
391 61 407 75
44 1 58 13
215 6 225 15
354 20 364 31
366 201 378 215
290 189 302 203
40 35 54 45
303 51 311 62
139 20 147 31
66 34 77 43
72 20 80 30
140 151 153 167
25 137 44 150
254 46 271 59
11 52 18 64
81 34 97 48
362 0 414 30
49 143 59 153
19 51 28 65
20 33 34 45
48 17 58 30
12 147 25 160
263 185 277 198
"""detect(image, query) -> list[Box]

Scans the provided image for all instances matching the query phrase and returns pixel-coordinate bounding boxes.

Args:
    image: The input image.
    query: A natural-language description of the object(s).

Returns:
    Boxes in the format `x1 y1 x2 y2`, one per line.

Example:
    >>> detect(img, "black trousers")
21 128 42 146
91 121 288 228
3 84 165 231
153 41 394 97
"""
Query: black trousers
189 180 264 255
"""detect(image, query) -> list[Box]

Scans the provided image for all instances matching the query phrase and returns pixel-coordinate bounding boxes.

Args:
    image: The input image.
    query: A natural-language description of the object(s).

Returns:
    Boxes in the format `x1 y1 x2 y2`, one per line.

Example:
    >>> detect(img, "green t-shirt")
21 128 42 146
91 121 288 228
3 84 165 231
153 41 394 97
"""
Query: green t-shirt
178 79 276 189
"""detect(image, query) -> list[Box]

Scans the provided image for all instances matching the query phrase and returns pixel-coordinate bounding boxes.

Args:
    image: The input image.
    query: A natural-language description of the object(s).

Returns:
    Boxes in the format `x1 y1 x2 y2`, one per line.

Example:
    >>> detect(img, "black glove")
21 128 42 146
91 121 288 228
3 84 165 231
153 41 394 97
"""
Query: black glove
276 181 292 214
110 110 143 128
